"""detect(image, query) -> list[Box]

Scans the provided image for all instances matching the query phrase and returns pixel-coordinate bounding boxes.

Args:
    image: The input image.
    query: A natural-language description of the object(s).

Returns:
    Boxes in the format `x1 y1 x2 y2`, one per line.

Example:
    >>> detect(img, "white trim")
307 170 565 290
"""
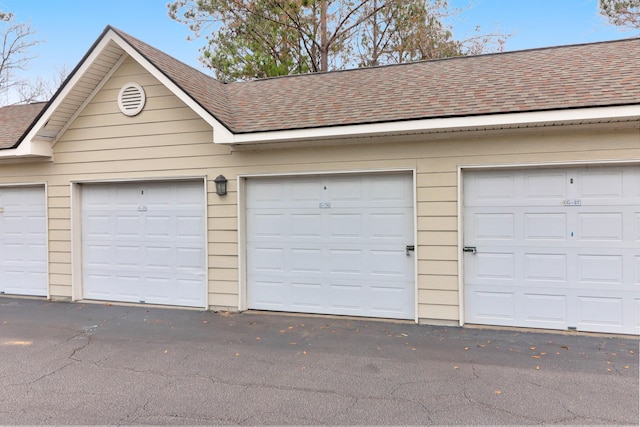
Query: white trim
71 176 209 309
202 176 209 309
456 166 465 327
218 105 640 146
238 168 417 321
412 169 419 324
52 54 128 147
43 182 50 301
237 177 247 312
71 182 83 301
5 27 638 159
457 157 640 328
0 182 49 298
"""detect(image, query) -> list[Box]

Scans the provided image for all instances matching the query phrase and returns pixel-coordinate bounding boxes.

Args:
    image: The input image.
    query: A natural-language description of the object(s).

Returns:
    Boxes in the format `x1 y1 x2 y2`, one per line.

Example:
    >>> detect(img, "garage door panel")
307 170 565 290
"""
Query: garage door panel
523 293 567 324
524 253 568 282
577 255 623 284
525 213 567 240
577 169 623 198
370 212 411 240
524 172 568 198
578 213 623 240
82 181 206 307
290 282 324 309
0 186 47 297
576 295 623 329
466 289 515 321
464 166 639 334
329 249 362 274
251 280 285 307
247 173 415 320
474 213 515 240
328 213 362 239
250 213 286 239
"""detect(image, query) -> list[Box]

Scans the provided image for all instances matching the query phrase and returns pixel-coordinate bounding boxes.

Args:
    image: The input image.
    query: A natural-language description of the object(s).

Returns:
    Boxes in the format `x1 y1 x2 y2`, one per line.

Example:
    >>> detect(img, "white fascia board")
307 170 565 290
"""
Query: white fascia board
0 139 52 159
18 35 119 154
220 104 640 145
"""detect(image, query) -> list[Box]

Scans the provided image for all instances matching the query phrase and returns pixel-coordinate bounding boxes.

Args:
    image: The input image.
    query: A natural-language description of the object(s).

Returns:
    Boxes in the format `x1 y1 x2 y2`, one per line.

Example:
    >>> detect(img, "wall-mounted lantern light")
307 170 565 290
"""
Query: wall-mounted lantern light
214 175 228 196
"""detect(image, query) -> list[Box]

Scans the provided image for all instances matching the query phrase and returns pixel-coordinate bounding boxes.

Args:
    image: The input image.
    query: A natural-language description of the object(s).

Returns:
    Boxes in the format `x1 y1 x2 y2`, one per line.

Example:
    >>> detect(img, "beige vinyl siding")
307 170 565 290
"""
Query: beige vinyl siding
47 58 234 304
1 53 639 323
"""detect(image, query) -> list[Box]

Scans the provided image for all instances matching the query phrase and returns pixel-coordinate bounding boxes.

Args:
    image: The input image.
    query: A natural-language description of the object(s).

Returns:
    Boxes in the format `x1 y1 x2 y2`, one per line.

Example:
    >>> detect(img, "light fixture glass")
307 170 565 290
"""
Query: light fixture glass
214 175 228 195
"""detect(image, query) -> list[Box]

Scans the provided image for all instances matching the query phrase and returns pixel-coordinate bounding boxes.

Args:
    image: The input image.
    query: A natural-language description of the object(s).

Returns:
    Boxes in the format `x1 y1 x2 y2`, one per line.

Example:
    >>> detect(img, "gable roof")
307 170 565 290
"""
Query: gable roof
115 27 640 134
1 26 640 156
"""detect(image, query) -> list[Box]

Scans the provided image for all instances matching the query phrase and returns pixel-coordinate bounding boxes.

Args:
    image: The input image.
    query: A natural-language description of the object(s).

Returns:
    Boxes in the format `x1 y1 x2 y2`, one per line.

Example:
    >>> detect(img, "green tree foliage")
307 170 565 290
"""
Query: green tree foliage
599 0 640 29
167 0 508 81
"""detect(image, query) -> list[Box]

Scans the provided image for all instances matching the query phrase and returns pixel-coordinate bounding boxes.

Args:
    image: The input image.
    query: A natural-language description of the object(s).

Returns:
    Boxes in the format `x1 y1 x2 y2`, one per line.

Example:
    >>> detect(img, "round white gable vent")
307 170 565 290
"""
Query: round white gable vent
117 82 146 116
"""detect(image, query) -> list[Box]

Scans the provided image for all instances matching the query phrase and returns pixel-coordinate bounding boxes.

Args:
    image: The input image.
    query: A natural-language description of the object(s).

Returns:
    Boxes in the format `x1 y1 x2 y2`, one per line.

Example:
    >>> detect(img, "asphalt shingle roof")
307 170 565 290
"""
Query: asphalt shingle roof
0 102 46 149
2 28 639 150
115 28 640 134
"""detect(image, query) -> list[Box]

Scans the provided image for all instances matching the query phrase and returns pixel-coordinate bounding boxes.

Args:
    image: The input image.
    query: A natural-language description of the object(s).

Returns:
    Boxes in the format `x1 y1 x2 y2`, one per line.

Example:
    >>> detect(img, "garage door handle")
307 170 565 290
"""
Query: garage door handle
405 245 415 256
463 246 477 254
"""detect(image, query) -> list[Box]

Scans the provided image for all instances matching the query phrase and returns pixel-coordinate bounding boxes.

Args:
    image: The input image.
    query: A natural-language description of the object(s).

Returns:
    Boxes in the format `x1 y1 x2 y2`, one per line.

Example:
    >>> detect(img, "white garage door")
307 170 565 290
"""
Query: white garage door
464 166 640 335
246 173 415 320
82 181 206 307
0 186 47 296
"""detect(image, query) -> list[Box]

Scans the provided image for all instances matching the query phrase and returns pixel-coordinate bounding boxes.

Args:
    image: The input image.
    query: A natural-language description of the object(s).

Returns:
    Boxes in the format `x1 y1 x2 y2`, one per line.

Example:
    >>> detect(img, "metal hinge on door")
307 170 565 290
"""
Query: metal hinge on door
405 245 415 256
463 246 477 254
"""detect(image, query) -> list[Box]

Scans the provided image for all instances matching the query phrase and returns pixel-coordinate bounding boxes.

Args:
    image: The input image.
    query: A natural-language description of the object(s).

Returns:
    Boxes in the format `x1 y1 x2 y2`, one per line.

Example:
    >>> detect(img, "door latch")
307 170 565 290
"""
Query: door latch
463 246 477 254
405 245 415 256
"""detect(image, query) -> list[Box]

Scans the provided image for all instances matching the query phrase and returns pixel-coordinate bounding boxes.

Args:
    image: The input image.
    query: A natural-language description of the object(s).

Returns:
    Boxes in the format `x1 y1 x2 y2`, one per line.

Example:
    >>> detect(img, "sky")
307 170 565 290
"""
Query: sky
1 0 638 89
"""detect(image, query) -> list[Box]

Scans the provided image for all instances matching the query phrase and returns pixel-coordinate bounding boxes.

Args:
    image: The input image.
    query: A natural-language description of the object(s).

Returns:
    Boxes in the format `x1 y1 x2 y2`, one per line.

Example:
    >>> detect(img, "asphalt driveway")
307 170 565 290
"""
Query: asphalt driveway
0 296 638 425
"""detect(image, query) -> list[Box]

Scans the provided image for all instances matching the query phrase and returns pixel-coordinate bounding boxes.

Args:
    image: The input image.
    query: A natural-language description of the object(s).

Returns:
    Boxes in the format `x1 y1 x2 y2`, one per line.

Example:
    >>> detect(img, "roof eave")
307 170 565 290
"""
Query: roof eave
0 139 53 161
216 104 640 145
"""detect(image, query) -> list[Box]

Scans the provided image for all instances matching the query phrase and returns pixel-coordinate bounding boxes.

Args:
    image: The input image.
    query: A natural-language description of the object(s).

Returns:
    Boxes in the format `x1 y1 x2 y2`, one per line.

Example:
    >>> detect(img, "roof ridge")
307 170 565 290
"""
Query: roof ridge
231 35 640 84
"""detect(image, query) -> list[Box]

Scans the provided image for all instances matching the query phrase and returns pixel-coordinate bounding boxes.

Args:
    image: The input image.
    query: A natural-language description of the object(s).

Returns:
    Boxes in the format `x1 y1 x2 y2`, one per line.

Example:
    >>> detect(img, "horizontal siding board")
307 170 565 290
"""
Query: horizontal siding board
54 144 225 164
208 293 238 308
209 255 238 269
209 280 239 294
49 284 72 297
2 53 639 323
419 245 458 261
419 260 458 276
418 216 457 231
417 231 458 247
418 274 458 291
419 289 459 305
418 304 459 321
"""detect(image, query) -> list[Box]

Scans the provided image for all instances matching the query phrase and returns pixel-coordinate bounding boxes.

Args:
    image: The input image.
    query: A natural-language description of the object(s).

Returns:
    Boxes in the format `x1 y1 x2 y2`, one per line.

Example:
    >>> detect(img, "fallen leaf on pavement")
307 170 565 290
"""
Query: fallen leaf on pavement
494 390 502 395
